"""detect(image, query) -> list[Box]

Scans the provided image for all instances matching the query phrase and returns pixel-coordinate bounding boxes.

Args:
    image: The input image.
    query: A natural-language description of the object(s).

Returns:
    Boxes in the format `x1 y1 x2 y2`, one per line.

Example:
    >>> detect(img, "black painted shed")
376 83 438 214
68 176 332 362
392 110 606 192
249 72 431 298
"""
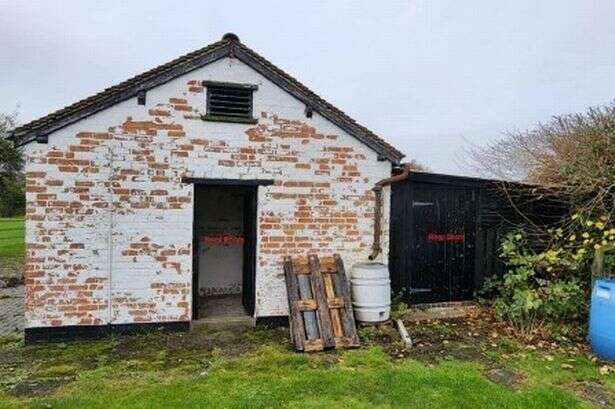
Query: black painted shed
388 171 563 305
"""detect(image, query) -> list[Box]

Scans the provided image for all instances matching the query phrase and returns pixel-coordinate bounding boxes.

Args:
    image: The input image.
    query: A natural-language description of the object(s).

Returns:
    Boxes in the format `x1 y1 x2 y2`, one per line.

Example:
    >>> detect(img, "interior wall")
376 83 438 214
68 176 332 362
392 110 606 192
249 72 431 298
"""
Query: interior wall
195 187 244 296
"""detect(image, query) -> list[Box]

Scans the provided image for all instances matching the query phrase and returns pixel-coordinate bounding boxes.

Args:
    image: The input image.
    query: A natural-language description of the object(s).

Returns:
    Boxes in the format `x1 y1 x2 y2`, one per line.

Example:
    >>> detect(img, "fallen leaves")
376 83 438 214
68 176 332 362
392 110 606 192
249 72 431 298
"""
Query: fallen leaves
397 305 613 383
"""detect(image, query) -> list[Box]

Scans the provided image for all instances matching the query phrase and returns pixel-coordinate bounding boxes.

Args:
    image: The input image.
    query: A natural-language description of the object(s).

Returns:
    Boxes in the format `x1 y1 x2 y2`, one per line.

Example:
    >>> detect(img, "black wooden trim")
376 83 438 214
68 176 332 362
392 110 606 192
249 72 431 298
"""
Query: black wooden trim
201 114 258 124
137 90 147 105
406 171 512 188
112 321 190 335
24 321 190 344
35 134 48 144
181 177 274 186
242 186 258 316
304 106 313 118
255 315 289 328
202 80 258 90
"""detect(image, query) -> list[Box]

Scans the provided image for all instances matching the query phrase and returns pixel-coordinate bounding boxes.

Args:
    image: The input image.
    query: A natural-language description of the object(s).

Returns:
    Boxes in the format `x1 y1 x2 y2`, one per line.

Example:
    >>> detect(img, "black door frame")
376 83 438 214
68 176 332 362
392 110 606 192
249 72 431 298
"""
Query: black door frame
242 187 257 316
186 178 273 320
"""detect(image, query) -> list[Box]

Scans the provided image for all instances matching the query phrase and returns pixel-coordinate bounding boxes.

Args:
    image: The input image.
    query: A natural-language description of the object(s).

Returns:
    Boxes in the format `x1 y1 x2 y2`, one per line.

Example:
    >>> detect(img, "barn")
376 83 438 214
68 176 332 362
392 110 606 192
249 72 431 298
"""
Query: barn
11 33 404 342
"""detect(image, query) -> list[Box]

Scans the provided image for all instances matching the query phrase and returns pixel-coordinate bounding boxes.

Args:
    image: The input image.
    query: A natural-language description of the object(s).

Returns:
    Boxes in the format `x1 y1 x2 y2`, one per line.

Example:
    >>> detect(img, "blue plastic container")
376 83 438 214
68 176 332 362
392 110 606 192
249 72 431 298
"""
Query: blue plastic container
589 278 615 360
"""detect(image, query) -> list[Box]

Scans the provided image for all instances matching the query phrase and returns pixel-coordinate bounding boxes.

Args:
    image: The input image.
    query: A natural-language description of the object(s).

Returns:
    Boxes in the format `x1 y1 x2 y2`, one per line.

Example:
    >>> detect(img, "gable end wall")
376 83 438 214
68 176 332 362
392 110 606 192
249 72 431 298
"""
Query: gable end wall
23 57 392 328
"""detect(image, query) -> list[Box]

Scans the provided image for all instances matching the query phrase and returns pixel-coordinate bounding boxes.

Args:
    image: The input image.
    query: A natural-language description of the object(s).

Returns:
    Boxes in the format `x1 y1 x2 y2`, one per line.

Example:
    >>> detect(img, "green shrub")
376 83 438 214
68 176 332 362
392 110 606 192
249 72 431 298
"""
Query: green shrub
0 112 24 217
486 231 586 336
390 288 409 320
0 175 24 217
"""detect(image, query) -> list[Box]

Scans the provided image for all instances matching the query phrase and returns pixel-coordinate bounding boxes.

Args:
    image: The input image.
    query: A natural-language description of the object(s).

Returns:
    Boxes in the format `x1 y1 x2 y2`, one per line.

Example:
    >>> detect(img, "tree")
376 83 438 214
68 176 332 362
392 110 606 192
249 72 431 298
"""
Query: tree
469 102 615 220
406 158 430 172
469 104 615 333
0 112 24 217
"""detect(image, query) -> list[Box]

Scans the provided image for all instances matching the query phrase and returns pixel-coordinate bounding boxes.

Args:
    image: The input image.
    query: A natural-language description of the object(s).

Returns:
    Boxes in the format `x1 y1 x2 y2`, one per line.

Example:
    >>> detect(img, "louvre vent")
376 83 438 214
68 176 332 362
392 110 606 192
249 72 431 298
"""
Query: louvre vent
204 81 257 123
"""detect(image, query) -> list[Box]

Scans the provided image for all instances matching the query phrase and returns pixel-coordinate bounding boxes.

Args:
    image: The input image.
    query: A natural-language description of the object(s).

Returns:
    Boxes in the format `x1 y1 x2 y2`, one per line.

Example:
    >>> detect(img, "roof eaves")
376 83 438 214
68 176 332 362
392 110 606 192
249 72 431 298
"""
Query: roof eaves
12 40 231 145
233 43 404 163
12 35 404 163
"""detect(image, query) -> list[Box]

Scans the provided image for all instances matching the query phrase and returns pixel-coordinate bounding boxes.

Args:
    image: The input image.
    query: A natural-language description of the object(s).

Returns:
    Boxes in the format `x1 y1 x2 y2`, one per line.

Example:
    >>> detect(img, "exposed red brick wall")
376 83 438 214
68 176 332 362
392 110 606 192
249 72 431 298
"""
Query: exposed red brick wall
23 59 392 327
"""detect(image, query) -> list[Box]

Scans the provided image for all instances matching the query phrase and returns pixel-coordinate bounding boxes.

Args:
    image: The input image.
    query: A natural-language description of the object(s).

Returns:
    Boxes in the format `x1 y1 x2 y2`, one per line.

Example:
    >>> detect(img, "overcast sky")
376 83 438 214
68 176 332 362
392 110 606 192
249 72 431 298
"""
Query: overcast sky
1 1 614 175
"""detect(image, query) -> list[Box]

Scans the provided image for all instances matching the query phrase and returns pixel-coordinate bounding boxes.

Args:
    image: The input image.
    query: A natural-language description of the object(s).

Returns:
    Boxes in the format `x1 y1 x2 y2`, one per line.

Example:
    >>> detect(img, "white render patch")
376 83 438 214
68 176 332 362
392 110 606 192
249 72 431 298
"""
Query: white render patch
23 57 393 328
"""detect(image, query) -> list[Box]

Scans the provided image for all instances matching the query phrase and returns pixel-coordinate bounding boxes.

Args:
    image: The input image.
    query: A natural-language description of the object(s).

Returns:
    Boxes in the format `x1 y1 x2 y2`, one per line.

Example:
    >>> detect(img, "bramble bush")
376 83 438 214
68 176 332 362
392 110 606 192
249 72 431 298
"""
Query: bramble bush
485 214 615 336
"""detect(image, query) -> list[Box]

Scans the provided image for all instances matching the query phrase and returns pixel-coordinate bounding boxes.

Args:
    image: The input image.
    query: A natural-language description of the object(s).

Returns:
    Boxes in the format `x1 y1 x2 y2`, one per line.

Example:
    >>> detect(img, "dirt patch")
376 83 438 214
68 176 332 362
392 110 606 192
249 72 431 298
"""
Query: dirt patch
0 276 23 289
9 379 65 397
358 323 404 352
405 304 478 322
110 325 291 368
485 367 523 388
0 258 23 289
395 312 495 364
0 351 24 367
356 320 488 363
393 306 591 364
574 381 615 409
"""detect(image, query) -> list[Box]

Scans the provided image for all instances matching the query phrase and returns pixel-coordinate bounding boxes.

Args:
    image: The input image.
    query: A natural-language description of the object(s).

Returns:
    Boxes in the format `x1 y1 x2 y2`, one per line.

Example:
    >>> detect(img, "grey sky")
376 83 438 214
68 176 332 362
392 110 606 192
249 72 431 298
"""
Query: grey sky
1 1 614 175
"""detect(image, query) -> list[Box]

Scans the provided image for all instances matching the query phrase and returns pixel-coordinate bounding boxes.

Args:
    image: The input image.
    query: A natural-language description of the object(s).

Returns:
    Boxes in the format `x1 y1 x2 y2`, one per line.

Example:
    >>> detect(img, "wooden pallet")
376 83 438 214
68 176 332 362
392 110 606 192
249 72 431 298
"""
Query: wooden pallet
283 254 360 352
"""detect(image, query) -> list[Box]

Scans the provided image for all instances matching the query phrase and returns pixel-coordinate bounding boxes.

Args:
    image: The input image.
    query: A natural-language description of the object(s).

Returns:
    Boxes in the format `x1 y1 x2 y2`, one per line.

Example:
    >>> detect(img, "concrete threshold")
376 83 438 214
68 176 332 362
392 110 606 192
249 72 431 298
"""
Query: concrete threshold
192 315 254 330
406 301 478 322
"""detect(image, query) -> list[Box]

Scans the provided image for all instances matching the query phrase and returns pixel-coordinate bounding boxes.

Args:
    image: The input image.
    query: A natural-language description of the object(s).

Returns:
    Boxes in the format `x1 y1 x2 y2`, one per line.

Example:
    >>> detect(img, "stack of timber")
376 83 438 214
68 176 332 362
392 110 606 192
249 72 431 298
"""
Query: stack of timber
283 254 360 352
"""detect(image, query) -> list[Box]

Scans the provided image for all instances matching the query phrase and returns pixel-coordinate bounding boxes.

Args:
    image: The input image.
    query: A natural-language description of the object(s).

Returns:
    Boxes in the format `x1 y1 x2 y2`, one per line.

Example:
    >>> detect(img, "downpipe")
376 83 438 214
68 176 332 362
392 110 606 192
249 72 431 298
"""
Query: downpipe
368 163 412 261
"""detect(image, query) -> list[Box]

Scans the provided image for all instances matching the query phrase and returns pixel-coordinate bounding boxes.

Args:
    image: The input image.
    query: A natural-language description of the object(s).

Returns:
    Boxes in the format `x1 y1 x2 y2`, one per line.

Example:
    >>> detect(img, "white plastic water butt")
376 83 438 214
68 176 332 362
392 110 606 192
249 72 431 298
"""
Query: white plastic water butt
350 262 391 323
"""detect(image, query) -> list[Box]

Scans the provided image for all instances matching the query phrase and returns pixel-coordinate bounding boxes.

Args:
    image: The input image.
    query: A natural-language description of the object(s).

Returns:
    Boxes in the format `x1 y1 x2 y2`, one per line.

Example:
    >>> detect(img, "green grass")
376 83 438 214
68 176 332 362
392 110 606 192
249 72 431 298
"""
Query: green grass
0 324 611 409
0 218 24 258
17 349 586 409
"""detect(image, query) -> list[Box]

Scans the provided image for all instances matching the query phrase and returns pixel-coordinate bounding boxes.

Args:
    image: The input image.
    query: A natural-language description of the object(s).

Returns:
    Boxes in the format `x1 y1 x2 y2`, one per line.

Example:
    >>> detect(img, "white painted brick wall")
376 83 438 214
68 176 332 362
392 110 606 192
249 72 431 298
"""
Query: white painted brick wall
23 57 393 328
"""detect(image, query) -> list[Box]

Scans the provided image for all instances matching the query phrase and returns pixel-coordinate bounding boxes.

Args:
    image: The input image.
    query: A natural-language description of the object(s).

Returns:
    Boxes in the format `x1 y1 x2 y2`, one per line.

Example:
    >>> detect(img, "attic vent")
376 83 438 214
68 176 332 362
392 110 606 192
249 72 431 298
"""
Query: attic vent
202 81 258 124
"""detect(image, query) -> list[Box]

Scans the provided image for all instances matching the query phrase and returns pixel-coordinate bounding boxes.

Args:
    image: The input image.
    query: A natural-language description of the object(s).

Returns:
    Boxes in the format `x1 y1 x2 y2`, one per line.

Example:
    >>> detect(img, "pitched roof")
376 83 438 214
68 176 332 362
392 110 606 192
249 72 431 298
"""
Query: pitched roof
11 33 404 163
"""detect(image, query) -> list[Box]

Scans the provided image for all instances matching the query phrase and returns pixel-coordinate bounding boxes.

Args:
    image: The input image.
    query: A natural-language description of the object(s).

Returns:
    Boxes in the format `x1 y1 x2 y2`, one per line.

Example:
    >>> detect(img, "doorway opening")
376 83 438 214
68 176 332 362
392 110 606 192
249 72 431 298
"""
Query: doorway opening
192 185 257 321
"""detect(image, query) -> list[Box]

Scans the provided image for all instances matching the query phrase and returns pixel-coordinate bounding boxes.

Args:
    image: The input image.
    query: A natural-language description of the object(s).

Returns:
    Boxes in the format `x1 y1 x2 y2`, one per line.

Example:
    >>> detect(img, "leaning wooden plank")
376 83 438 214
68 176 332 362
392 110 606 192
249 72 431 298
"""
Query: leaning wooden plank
297 273 319 341
333 254 360 347
303 339 324 352
323 272 344 338
283 256 306 351
333 336 358 348
308 255 335 349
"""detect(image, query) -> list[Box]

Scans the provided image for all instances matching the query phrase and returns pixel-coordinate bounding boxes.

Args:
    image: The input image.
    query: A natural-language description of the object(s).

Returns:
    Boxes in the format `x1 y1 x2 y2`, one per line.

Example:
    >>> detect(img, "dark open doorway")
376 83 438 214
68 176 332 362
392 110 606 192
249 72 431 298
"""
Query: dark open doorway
191 185 257 320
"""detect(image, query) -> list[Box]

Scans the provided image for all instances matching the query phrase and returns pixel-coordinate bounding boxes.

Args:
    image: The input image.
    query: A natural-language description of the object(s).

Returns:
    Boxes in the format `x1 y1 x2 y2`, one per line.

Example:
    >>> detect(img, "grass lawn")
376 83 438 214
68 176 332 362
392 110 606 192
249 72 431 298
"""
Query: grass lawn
0 218 24 259
0 310 613 408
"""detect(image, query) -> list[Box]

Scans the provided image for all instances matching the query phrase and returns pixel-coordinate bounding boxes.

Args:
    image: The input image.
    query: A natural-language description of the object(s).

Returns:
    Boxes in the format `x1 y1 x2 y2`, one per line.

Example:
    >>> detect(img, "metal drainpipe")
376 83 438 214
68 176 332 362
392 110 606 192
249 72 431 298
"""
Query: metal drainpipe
368 163 412 261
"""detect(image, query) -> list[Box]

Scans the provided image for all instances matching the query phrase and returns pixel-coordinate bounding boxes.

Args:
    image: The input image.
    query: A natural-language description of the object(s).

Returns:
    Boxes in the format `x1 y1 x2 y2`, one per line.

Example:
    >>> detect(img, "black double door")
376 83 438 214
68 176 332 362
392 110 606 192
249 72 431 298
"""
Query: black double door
407 186 476 304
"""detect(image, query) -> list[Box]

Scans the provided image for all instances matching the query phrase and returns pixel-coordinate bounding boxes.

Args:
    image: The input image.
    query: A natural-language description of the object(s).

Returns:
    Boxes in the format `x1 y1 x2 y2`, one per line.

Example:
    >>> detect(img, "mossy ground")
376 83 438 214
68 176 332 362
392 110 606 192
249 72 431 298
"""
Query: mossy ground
0 310 613 408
